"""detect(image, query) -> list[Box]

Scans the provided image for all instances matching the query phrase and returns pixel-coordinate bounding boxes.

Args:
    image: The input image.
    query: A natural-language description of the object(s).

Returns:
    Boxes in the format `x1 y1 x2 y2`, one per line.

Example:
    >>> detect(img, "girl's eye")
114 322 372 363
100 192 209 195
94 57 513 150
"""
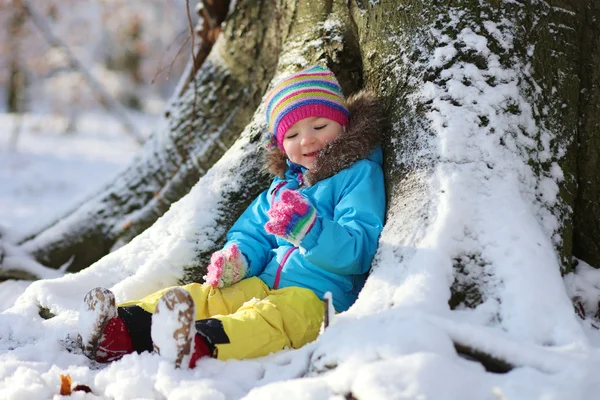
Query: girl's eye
285 133 298 139
314 125 326 130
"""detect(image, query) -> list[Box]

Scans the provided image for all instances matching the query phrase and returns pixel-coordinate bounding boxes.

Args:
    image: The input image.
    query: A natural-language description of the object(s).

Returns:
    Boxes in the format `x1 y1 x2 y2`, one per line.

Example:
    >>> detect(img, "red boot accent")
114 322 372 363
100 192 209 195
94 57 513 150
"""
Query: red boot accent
95 317 134 362
188 334 211 368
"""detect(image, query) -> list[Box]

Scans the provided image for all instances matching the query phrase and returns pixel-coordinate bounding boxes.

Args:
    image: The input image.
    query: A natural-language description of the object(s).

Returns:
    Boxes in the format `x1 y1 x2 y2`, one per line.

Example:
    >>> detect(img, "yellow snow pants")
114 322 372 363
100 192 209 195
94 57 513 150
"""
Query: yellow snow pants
118 277 324 360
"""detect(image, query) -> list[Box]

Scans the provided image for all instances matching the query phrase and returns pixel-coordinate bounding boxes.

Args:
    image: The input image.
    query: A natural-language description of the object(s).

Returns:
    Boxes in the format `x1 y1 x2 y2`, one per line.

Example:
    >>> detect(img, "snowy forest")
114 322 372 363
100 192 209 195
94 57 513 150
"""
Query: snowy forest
1 0 600 398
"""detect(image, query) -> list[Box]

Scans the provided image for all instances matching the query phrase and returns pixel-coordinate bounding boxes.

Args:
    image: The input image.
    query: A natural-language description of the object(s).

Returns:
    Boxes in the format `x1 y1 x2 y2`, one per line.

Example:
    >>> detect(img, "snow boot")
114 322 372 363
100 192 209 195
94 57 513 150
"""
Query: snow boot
188 333 212 368
77 287 133 362
151 287 198 368
95 316 134 362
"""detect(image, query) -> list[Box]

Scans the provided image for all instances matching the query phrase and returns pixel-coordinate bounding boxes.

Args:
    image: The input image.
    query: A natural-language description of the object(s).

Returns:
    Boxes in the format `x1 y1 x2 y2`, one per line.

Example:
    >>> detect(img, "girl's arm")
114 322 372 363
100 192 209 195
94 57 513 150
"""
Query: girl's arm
225 188 278 277
300 161 386 275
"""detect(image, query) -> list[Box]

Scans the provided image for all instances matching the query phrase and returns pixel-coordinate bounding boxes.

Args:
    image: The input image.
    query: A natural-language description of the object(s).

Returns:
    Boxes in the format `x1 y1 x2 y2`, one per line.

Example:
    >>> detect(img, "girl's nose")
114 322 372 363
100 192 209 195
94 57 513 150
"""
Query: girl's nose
301 134 315 146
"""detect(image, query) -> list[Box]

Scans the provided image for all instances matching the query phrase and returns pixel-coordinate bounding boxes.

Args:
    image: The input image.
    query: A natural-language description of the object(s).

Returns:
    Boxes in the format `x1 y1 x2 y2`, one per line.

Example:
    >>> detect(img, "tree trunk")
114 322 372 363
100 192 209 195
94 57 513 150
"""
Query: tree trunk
334 0 596 378
344 0 599 301
0 233 4 268
7 0 26 114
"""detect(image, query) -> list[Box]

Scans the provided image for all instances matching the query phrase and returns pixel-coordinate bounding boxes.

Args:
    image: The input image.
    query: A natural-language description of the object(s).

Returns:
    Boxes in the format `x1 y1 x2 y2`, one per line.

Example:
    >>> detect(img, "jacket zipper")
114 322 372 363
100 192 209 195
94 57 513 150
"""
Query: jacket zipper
270 179 297 289
270 181 288 207
273 247 296 289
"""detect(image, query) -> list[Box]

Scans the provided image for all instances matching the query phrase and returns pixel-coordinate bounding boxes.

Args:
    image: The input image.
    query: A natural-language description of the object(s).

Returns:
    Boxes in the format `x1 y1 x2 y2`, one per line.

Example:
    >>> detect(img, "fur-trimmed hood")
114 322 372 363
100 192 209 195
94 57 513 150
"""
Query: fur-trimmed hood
264 90 386 186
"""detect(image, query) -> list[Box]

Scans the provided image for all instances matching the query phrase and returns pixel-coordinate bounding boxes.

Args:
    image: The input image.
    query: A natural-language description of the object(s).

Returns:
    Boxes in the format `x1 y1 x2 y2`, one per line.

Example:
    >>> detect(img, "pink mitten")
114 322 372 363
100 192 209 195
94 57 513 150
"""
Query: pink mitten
265 189 317 247
203 244 247 288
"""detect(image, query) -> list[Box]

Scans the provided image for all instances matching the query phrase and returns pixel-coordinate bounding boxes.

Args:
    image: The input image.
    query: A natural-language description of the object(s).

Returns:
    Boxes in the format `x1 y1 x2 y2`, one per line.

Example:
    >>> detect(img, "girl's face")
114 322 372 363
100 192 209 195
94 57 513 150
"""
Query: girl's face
282 116 343 170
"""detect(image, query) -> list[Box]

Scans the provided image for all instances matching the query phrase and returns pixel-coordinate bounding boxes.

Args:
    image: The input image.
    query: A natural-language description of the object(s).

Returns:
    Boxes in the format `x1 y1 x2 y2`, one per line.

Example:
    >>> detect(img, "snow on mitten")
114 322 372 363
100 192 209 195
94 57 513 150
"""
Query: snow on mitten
203 244 247 288
265 189 317 247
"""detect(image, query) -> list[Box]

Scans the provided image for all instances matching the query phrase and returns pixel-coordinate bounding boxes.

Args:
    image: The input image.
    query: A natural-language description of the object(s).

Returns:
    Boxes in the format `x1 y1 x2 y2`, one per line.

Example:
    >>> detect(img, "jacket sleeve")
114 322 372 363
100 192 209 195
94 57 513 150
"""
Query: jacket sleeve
224 187 278 277
299 161 386 275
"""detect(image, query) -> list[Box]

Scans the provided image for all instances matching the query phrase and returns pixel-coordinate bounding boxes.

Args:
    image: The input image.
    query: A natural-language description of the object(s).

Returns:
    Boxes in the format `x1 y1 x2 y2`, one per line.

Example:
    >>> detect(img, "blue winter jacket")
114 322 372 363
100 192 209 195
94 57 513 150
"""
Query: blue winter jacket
224 147 386 312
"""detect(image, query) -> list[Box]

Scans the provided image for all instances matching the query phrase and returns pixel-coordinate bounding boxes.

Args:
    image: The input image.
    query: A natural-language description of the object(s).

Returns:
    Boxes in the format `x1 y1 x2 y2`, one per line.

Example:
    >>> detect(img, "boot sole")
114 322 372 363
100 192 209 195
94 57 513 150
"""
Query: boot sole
77 287 116 360
152 288 196 368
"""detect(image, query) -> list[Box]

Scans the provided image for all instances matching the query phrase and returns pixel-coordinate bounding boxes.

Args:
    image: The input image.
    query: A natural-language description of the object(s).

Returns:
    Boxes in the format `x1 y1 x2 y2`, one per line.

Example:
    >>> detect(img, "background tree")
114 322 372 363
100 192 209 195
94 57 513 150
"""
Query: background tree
5 0 26 115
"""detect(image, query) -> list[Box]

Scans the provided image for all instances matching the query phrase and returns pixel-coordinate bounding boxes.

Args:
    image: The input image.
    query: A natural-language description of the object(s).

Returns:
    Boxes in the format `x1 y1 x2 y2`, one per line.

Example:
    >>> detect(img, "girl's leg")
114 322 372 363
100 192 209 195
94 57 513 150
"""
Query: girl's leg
78 286 198 364
112 277 270 361
149 278 272 368
202 286 325 361
118 276 270 320
79 277 271 364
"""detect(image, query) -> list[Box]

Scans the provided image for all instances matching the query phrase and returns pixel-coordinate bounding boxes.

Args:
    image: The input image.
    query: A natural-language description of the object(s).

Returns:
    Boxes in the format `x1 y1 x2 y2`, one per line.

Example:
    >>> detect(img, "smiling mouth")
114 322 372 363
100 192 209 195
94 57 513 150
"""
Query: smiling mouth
303 151 318 157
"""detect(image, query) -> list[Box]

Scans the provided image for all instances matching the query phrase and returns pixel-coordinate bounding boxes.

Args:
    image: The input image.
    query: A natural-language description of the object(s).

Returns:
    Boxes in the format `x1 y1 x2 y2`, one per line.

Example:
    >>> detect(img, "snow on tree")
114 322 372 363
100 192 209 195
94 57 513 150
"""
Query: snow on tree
2 0 600 398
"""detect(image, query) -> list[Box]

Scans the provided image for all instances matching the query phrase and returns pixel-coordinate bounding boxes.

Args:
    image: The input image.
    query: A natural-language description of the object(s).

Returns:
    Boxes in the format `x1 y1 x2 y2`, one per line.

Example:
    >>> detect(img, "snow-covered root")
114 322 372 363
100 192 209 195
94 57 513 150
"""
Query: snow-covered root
247 307 597 399
1 241 69 280
245 307 600 399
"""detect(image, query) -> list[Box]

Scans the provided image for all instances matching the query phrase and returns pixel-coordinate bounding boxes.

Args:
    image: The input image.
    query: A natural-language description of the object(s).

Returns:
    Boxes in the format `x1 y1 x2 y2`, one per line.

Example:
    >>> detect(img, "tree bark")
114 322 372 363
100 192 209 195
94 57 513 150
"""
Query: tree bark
182 0 230 93
574 0 600 267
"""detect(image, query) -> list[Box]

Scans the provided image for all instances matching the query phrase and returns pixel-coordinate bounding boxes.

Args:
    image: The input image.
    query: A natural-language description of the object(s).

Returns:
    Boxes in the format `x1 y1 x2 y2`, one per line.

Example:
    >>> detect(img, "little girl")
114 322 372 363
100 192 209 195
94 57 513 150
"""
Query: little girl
77 65 386 368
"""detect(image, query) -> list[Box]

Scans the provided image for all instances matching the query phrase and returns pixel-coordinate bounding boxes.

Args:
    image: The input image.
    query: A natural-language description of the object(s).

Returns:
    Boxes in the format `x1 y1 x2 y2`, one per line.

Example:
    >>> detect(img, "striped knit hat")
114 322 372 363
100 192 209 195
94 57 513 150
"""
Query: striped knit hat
264 65 349 150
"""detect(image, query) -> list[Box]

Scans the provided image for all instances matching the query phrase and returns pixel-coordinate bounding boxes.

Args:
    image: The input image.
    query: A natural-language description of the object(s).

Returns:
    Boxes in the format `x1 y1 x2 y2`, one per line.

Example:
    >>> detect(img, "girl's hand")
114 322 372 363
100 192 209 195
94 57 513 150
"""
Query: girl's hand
265 189 317 247
203 244 247 288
